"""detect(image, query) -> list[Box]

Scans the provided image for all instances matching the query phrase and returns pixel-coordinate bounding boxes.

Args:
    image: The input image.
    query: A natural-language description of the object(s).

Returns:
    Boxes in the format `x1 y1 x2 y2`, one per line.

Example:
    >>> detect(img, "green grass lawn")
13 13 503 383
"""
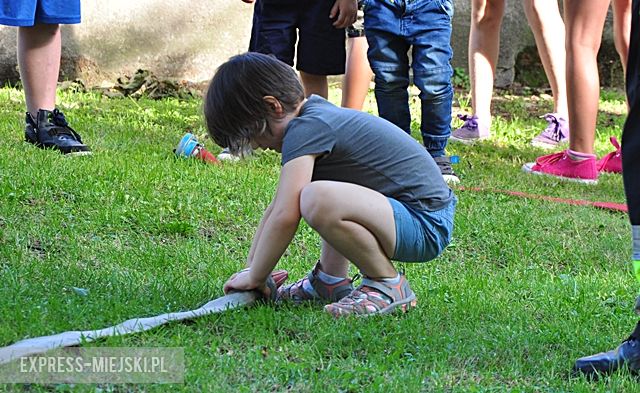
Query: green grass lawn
0 84 635 392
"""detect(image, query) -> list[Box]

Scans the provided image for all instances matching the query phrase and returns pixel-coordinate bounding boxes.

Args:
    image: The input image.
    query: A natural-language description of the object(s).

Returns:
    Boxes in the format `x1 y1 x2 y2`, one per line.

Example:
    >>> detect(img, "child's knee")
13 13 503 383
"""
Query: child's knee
472 1 505 26
300 182 335 229
372 69 409 90
413 72 453 100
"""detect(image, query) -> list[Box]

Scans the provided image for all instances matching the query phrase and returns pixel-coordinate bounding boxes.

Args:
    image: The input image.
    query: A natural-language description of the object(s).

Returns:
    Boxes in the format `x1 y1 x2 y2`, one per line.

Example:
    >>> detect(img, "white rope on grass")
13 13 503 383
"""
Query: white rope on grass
0 291 259 365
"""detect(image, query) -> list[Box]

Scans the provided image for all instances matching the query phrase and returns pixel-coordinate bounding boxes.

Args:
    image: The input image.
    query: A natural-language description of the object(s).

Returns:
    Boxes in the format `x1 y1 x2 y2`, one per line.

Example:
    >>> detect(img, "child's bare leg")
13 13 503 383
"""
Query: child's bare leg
300 180 397 279
523 0 568 116
318 239 350 278
341 36 374 110
612 0 632 76
300 71 329 99
469 0 505 124
564 0 610 154
18 24 61 117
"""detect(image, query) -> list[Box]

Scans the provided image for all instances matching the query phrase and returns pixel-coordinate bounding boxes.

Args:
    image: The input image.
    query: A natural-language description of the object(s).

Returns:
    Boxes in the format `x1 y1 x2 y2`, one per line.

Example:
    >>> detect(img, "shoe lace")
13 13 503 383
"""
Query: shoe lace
608 136 621 154
48 109 83 142
457 114 478 129
535 151 566 166
596 137 622 171
434 157 454 175
542 114 566 142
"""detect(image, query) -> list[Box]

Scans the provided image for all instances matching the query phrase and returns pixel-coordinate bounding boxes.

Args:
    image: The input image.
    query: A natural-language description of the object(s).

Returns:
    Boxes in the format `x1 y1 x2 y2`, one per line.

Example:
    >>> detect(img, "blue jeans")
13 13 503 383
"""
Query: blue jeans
363 0 454 157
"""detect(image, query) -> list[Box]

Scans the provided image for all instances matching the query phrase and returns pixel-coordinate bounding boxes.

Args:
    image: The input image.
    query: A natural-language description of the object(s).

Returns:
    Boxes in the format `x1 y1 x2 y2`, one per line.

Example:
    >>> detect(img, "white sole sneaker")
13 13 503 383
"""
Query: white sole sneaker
521 163 598 185
442 174 460 184
449 135 490 145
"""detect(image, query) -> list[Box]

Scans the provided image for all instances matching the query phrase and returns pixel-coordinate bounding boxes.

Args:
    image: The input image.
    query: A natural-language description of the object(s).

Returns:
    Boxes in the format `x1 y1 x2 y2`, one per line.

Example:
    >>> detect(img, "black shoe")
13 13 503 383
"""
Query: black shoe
25 109 91 155
573 321 640 377
433 155 460 184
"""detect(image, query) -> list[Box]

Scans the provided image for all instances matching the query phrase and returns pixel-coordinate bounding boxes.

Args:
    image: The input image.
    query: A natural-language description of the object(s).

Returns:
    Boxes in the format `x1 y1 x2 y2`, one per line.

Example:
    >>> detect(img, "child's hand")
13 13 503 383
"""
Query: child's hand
223 269 270 298
330 0 357 29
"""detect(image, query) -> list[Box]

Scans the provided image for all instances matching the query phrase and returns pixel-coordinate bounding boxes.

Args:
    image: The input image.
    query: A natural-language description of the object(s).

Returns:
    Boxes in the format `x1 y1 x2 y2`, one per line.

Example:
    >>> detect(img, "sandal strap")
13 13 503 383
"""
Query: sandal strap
308 262 354 301
325 275 417 317
277 261 354 302
360 278 399 303
349 291 387 313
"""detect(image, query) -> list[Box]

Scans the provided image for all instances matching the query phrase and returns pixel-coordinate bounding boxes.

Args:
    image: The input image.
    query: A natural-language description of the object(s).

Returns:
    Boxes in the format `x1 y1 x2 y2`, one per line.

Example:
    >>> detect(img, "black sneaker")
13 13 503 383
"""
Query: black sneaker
573 320 640 377
25 109 91 155
433 155 460 184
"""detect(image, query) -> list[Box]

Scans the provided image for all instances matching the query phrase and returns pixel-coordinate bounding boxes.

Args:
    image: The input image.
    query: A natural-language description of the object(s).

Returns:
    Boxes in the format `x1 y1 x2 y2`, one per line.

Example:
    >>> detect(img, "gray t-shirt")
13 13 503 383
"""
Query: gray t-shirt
281 95 453 212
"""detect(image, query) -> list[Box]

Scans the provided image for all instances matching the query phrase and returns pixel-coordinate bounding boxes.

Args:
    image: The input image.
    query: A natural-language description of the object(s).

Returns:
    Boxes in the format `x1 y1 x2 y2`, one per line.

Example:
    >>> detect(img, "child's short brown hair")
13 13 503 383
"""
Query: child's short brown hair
204 52 305 155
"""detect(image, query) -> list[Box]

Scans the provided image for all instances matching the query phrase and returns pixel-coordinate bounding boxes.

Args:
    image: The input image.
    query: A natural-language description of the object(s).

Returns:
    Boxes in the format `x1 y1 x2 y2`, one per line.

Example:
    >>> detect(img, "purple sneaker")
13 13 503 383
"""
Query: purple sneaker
450 114 490 144
530 113 569 149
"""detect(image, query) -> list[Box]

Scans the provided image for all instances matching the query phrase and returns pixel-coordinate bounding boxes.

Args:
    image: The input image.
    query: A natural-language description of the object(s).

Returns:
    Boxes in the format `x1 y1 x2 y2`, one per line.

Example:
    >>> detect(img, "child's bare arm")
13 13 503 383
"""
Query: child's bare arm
224 154 316 294
330 0 357 28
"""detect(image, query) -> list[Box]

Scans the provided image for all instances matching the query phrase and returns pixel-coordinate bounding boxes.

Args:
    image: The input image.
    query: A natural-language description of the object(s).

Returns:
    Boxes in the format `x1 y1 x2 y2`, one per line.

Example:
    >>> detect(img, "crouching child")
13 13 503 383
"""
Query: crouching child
205 52 456 317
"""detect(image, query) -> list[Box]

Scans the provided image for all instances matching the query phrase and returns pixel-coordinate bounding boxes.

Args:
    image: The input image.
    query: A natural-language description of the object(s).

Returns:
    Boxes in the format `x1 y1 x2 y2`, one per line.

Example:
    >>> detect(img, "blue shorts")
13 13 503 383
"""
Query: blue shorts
0 0 80 26
249 0 346 75
387 195 456 262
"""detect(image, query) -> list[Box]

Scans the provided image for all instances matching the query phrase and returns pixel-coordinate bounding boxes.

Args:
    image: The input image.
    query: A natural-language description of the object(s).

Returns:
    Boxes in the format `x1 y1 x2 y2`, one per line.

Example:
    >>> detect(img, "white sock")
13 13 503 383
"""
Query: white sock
381 273 401 284
316 268 345 284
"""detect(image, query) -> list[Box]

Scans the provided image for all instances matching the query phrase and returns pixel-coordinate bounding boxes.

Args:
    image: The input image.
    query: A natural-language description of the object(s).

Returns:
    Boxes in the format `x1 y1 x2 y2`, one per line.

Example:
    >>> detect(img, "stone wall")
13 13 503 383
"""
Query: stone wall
0 0 621 88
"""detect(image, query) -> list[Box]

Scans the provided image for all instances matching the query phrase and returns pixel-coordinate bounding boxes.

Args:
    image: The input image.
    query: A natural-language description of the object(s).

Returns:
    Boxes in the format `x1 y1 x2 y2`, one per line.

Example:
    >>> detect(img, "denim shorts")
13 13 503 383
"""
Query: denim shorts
249 0 346 75
387 195 456 262
0 0 80 27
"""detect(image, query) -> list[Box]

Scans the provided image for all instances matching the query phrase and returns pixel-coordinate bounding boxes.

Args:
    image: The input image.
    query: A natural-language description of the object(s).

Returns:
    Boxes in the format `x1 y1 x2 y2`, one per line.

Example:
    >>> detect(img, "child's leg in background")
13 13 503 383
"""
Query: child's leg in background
450 0 503 142
342 3 374 110
612 0 632 76
341 36 373 109
364 0 459 182
524 0 572 149
342 2 373 110
522 0 624 181
300 72 329 99
297 0 346 99
564 0 610 155
468 0 505 127
523 0 568 118
408 0 454 158
613 0 632 111
364 1 412 134
18 24 61 117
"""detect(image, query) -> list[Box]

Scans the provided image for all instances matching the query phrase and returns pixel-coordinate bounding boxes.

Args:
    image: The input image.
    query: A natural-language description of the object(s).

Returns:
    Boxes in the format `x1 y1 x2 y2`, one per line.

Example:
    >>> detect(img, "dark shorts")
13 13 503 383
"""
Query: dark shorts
0 0 80 26
249 0 346 75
